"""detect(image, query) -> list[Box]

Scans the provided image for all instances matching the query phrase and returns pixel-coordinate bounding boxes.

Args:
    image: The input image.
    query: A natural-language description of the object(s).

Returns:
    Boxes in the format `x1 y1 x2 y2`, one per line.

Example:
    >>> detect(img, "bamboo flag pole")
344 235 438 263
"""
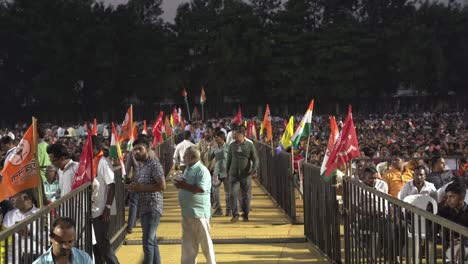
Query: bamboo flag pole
201 104 204 121
270 138 274 156
305 133 311 163
32 117 45 208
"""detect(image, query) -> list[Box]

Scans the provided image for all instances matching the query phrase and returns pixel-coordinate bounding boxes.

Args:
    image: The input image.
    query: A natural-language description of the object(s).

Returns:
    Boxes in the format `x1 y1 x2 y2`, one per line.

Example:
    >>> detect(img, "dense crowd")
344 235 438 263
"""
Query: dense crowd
0 111 467 263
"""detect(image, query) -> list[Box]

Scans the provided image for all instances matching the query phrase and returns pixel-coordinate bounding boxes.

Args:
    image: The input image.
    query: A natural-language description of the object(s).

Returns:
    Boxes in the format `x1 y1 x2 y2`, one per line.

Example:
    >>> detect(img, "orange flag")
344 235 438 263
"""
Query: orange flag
0 125 39 201
92 118 98 136
119 106 133 142
262 104 272 142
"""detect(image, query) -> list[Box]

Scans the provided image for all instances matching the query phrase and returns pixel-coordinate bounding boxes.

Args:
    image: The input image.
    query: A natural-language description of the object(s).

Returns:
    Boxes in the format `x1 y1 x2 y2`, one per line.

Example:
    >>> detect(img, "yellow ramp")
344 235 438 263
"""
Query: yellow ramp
117 180 330 263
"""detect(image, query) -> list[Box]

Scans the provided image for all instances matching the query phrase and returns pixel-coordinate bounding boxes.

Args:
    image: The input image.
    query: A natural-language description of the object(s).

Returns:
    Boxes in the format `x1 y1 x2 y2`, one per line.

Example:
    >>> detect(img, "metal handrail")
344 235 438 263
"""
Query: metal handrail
0 182 91 240
344 177 468 237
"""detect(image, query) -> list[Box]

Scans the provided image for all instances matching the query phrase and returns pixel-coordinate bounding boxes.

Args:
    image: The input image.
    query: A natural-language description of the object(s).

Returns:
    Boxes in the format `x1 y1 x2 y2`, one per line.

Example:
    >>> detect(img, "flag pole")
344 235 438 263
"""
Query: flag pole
305 134 311 163
185 96 191 121
291 146 294 174
270 138 274 156
32 117 45 208
201 104 204 121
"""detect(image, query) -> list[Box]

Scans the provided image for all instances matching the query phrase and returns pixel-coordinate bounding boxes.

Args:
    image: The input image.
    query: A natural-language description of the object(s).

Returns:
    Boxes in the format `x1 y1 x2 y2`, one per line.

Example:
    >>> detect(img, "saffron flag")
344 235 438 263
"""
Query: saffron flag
0 125 38 201
200 86 206 105
171 106 179 127
109 122 126 176
182 88 187 98
152 111 164 146
324 106 360 181
320 116 339 178
92 118 98 136
251 120 258 140
72 133 93 190
119 106 133 142
232 107 242 125
291 99 314 148
277 116 294 154
262 104 272 142
142 120 148 135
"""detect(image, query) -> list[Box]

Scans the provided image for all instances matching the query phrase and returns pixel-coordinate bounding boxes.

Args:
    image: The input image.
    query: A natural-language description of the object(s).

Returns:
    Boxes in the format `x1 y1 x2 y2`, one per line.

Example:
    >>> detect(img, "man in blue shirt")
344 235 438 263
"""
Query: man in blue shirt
174 146 216 264
33 217 92 264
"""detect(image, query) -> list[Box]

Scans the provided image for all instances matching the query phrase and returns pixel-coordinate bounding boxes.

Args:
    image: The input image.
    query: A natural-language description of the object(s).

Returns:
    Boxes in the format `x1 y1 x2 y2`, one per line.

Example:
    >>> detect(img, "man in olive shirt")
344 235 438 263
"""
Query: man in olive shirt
226 126 258 222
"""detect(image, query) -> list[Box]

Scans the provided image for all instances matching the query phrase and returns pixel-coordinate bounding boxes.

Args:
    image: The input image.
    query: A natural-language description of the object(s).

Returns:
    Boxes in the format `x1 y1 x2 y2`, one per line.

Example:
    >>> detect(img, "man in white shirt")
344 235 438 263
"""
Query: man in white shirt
362 167 388 193
46 143 79 198
0 135 16 167
173 131 195 170
91 136 119 264
398 165 437 201
3 190 41 263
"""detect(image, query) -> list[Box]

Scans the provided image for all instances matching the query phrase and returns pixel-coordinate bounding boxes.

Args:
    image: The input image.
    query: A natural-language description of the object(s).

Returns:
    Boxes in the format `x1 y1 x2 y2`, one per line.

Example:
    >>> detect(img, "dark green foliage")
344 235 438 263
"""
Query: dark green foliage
0 0 467 123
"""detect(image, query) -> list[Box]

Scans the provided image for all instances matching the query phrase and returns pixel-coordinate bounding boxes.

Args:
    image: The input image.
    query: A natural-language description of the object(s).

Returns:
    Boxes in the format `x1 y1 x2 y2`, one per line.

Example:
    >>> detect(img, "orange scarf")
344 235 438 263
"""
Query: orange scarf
92 151 104 177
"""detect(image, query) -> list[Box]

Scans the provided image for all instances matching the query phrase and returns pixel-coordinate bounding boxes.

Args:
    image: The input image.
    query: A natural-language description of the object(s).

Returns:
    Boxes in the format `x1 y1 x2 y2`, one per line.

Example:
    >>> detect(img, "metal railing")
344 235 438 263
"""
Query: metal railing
254 141 296 222
0 182 92 264
302 163 342 263
343 177 468 263
109 168 126 249
157 137 175 177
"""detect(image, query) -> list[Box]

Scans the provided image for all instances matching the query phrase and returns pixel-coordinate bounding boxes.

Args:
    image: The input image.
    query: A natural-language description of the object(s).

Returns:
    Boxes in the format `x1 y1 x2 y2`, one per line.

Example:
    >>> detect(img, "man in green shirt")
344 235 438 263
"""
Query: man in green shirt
38 127 51 182
226 126 258 222
174 146 216 264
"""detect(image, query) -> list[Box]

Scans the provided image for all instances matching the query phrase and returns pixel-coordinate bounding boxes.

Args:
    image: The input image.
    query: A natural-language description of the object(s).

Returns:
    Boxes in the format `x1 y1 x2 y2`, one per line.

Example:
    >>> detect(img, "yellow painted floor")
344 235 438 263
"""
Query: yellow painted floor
116 180 330 263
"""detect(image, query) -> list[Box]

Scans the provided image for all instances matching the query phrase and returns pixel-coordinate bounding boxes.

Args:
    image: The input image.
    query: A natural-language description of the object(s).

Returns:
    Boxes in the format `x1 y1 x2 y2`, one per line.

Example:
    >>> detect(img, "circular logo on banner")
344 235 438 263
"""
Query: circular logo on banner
9 139 31 166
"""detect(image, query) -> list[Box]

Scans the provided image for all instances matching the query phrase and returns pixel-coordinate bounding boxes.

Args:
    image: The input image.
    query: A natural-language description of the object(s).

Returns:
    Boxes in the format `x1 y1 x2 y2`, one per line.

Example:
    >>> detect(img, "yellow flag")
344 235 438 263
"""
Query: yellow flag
280 116 294 149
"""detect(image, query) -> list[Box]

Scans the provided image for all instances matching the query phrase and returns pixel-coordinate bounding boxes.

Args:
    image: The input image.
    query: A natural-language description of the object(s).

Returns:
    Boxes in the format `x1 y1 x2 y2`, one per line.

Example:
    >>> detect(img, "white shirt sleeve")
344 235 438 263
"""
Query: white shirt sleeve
99 159 115 185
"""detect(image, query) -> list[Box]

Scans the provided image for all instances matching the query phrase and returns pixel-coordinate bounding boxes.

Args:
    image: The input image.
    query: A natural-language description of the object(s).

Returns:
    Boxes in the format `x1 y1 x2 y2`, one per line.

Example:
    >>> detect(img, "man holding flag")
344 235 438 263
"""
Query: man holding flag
91 136 119 264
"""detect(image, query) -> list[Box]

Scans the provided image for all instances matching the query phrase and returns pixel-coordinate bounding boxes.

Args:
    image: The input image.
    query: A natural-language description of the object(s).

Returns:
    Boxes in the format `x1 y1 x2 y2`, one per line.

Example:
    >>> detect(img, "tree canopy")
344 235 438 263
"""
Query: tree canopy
0 0 467 123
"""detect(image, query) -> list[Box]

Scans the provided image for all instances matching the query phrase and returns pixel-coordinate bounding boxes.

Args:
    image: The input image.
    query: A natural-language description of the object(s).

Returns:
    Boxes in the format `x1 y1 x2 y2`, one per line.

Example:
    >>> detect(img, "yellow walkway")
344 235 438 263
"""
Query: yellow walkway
116 180 330 263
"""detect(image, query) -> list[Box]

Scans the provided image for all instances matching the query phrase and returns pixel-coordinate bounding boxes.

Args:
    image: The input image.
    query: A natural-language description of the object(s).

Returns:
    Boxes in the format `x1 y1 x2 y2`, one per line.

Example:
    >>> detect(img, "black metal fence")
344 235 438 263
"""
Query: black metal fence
253 141 296 222
343 177 468 263
302 163 342 263
157 137 175 177
0 182 92 264
109 168 126 249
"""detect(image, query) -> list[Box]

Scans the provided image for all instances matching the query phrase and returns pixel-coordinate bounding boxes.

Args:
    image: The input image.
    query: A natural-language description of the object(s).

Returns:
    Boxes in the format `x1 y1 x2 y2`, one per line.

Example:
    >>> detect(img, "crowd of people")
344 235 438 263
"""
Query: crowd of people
0 110 466 263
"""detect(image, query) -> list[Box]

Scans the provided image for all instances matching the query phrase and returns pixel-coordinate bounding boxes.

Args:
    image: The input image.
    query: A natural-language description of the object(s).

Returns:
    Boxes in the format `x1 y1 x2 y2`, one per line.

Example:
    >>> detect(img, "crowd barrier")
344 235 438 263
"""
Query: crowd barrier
0 183 92 264
253 141 296 222
343 177 468 263
302 163 342 263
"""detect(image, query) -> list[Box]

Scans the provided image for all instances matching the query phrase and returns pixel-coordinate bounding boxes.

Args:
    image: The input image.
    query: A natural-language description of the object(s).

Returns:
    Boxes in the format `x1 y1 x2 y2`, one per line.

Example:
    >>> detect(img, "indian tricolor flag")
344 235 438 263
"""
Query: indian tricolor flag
110 122 126 176
320 116 339 178
200 86 206 105
291 99 314 148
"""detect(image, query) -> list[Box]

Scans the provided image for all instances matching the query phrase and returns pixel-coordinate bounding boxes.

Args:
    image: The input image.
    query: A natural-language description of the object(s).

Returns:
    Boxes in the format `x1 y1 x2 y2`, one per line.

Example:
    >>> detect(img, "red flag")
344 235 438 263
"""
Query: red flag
182 88 187 98
152 111 164 146
72 133 93 190
324 105 360 178
92 118 97 136
142 120 148 135
0 125 38 201
232 107 242 125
